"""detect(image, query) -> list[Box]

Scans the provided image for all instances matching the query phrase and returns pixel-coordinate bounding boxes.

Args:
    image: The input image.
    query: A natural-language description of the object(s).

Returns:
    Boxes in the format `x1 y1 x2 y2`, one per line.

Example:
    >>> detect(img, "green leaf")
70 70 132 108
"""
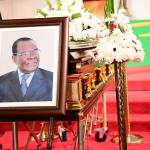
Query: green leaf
37 9 48 17
104 0 114 18
45 0 52 9
86 6 96 14
71 0 76 6
118 24 125 33
57 0 62 10
95 62 106 67
104 6 112 18
71 13 81 20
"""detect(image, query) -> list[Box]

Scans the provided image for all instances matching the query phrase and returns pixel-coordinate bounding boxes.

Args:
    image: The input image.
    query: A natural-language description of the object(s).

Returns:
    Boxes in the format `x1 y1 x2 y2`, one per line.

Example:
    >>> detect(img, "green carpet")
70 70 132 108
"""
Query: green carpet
128 20 150 66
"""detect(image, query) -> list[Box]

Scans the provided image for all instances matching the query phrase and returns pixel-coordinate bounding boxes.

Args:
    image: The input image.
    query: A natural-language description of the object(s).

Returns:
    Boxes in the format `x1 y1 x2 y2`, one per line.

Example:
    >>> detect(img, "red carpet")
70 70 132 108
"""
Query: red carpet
0 66 150 149
104 91 150 114
107 66 150 91
0 129 150 149
99 66 150 132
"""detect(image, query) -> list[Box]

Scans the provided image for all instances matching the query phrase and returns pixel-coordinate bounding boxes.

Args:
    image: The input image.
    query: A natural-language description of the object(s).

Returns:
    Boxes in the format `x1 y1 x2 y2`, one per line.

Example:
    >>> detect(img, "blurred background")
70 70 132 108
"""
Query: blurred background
0 0 150 66
0 0 150 19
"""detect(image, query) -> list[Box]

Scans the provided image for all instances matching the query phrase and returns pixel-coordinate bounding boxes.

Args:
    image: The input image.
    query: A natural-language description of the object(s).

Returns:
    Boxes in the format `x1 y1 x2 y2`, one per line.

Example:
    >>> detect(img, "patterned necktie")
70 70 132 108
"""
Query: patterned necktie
21 73 30 97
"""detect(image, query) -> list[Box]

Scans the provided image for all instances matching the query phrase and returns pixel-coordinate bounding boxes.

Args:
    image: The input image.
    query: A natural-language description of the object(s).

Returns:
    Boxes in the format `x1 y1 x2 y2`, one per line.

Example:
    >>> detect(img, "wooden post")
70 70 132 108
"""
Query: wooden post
114 62 127 150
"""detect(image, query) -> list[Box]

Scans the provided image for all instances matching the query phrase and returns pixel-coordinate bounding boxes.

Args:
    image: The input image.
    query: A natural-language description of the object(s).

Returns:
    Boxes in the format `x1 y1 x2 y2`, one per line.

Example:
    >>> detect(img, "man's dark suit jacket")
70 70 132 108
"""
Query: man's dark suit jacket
0 68 53 102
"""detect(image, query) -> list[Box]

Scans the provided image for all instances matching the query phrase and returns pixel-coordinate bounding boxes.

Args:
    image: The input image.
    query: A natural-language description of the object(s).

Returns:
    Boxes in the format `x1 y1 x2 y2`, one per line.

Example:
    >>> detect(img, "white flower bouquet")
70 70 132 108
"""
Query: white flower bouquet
94 13 145 64
37 0 144 64
36 0 108 42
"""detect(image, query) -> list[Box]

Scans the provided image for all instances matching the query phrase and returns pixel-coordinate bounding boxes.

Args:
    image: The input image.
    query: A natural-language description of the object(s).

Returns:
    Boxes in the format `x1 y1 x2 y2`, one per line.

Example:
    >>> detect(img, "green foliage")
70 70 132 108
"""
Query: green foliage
71 0 76 6
57 0 62 10
71 13 81 20
86 6 96 14
104 0 114 18
37 9 48 17
45 0 52 9
45 0 62 10
95 62 106 67
118 24 125 33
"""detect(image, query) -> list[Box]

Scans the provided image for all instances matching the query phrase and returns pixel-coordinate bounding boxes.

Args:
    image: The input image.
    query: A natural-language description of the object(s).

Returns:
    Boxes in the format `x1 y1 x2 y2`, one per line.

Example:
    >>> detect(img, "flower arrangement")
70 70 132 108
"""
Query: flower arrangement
93 13 145 64
36 0 108 42
37 0 144 64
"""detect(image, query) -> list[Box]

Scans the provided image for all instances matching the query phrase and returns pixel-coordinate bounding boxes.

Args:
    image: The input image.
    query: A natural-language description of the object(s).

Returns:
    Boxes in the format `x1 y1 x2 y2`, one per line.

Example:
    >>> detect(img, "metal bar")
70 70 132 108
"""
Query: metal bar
24 121 36 150
88 109 94 135
93 101 99 125
102 93 107 130
12 122 18 150
83 115 88 140
78 120 84 150
23 122 41 145
47 118 54 150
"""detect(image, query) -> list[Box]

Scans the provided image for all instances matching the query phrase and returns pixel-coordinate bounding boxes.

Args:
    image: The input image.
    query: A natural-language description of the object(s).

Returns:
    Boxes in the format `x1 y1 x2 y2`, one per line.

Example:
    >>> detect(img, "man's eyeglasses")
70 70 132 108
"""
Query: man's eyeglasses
14 49 40 58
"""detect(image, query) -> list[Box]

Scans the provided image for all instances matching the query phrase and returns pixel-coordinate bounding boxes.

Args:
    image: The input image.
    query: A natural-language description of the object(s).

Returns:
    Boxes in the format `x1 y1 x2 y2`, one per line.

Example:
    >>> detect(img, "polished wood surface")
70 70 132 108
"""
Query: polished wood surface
56 74 112 121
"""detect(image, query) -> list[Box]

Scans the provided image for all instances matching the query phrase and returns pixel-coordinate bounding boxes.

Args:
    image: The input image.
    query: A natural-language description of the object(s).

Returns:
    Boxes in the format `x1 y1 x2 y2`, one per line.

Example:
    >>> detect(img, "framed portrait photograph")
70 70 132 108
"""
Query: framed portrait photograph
0 17 69 120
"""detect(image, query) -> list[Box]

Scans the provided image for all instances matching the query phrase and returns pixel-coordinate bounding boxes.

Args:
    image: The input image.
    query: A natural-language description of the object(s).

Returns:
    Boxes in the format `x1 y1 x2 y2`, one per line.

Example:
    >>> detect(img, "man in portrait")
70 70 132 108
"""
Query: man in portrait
0 37 53 102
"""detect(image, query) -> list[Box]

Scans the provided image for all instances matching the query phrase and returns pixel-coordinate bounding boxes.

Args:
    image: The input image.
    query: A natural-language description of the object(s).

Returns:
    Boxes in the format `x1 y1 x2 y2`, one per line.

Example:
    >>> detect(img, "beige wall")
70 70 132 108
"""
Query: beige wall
0 0 12 19
0 0 83 19
11 0 46 19
0 0 52 19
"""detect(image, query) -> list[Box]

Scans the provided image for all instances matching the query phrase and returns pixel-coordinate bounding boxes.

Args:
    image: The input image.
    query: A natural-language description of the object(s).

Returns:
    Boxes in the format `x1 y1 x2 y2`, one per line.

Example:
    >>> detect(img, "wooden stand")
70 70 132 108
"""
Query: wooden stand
112 63 144 145
113 62 127 150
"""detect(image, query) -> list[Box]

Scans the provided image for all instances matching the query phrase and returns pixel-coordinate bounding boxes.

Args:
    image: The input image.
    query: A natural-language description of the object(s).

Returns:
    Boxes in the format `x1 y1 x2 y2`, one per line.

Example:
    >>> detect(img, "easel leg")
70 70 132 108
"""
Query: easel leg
74 134 78 150
23 121 41 146
78 120 84 150
24 121 38 150
47 117 54 150
12 121 18 150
